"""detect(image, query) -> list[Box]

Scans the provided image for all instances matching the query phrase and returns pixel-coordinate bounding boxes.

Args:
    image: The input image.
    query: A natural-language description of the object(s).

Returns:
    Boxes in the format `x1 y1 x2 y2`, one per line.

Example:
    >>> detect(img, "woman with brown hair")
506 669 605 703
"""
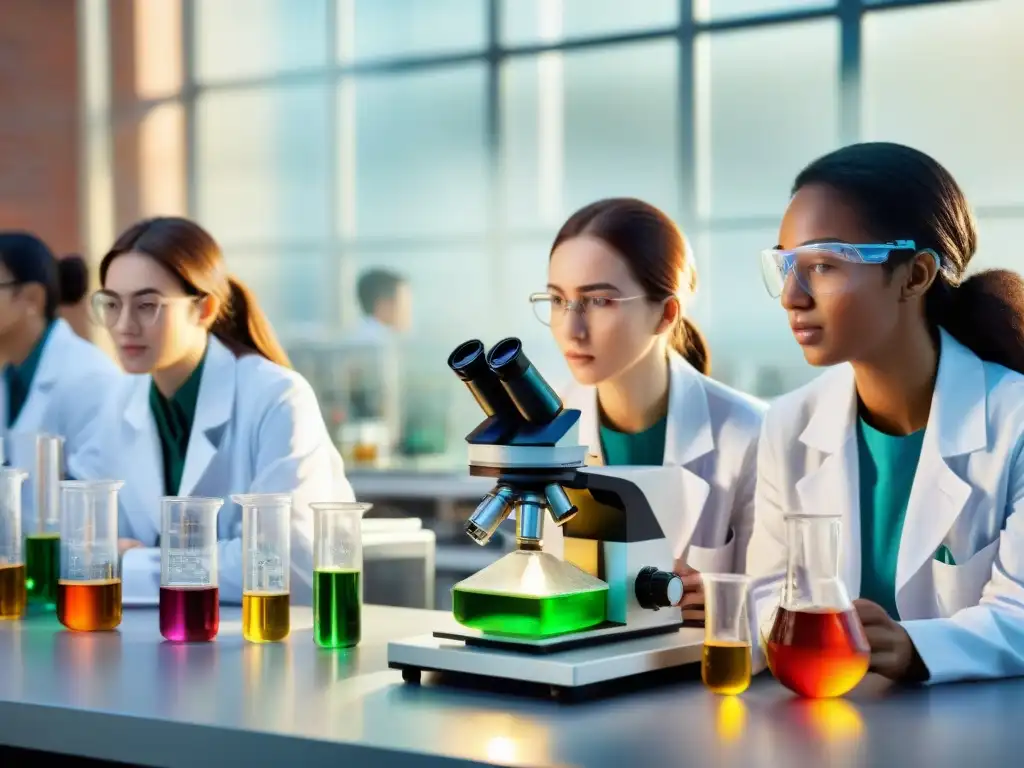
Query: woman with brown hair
70 217 354 605
530 198 767 621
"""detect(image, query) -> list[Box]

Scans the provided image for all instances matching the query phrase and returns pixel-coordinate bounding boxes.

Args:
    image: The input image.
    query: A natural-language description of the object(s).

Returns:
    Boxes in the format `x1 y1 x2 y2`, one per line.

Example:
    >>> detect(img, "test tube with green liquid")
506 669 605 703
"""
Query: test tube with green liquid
311 502 371 648
20 434 63 608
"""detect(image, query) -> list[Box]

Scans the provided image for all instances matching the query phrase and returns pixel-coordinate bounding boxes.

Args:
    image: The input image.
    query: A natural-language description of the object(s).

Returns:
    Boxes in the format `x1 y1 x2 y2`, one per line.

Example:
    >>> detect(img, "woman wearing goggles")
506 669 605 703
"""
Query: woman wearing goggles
747 141 1024 686
534 197 767 623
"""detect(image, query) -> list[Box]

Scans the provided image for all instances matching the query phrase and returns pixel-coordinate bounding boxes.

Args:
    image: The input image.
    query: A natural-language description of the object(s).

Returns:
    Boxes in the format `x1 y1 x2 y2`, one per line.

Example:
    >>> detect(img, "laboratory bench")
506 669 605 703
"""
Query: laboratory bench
1 606 1022 768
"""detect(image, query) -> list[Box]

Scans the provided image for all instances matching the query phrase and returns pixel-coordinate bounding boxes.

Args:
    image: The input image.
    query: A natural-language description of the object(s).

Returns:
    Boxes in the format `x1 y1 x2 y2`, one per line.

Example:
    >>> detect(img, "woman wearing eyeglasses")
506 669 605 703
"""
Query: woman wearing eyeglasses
747 141 1024 684
530 198 767 621
70 217 354 605
0 232 121 459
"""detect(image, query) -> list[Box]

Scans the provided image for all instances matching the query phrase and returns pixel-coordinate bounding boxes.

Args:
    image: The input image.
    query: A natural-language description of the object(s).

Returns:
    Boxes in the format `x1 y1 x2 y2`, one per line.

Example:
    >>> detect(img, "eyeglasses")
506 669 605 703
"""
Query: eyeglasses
89 291 198 329
759 240 940 299
528 292 646 326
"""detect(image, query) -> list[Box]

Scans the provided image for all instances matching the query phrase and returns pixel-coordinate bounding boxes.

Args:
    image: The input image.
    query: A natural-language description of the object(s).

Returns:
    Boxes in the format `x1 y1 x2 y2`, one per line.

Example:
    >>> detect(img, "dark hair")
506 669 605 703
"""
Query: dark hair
0 232 89 320
100 217 291 368
357 269 404 316
794 142 1024 374
550 198 710 375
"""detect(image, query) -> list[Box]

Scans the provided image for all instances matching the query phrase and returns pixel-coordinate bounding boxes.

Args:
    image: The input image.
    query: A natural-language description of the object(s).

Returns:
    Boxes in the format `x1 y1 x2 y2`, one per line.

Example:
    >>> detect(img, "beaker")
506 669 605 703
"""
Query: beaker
159 497 223 642
311 502 371 648
0 468 28 619
235 494 292 643
765 514 870 698
57 480 124 631
701 573 752 696
10 433 63 607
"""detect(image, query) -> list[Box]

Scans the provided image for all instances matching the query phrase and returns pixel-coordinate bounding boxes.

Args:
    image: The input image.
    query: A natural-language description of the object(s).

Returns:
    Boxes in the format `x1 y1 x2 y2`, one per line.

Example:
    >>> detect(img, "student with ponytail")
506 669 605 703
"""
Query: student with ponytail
748 142 1024 684
71 217 354 605
530 198 767 621
0 232 122 458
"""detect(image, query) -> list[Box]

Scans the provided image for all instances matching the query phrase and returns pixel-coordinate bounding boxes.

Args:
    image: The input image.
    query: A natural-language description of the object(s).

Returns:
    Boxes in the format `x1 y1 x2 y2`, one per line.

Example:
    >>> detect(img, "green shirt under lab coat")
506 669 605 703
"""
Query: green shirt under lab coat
149 350 206 496
4 321 55 427
856 417 925 620
599 416 667 466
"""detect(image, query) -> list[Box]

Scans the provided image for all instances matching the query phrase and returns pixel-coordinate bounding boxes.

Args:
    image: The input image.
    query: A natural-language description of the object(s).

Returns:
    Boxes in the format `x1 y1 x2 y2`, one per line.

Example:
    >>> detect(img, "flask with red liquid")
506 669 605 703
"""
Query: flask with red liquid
764 514 870 698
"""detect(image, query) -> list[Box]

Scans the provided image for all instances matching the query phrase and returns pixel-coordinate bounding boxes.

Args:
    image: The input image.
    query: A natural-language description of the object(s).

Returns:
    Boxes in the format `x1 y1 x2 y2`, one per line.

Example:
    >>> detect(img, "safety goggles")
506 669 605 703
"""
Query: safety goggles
760 240 938 298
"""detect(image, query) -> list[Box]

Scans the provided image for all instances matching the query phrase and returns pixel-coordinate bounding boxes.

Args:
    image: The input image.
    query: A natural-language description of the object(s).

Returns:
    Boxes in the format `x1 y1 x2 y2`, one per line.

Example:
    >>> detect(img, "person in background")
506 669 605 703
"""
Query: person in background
749 142 1024 684
532 198 767 622
70 217 354 605
353 269 412 344
0 232 122 459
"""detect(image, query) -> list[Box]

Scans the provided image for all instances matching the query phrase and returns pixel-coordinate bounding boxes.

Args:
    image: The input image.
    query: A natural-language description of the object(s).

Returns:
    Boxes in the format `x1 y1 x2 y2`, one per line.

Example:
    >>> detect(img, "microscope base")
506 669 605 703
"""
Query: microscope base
387 626 703 702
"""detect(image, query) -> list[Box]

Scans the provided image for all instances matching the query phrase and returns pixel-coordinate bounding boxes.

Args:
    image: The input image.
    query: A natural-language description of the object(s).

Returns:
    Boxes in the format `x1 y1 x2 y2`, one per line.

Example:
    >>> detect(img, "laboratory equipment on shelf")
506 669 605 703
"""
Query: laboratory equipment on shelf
764 514 870 699
311 501 370 648
57 480 124 631
0 468 28 619
236 494 292 643
701 573 752 696
387 337 699 701
159 497 223 642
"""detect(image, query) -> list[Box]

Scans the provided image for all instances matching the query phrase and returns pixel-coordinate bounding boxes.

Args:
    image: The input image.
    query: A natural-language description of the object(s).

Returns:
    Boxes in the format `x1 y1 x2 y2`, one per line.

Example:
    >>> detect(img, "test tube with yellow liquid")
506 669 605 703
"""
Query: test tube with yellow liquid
57 480 124 631
701 573 753 696
311 502 370 649
235 494 292 643
0 468 29 619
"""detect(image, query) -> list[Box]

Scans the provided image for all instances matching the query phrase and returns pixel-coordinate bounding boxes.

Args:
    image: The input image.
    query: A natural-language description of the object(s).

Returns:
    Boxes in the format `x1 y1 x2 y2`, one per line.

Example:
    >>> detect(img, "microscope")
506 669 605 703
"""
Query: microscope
387 338 704 700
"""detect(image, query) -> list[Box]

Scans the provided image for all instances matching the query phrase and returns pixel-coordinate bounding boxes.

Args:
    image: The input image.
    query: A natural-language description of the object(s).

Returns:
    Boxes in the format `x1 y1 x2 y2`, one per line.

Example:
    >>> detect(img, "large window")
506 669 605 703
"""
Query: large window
119 0 1008 436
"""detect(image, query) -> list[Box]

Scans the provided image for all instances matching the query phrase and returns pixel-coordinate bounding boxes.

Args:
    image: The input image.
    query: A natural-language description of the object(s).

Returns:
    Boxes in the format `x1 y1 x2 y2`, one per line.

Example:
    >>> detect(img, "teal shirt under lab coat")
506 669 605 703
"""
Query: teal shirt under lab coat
3 321 55 427
599 416 668 466
149 350 206 496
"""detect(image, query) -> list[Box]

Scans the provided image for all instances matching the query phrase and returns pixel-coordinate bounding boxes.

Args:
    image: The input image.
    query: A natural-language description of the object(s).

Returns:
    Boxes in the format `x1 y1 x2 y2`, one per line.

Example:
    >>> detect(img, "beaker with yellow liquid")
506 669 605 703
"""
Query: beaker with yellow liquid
0 468 29 619
764 514 870 699
700 573 752 695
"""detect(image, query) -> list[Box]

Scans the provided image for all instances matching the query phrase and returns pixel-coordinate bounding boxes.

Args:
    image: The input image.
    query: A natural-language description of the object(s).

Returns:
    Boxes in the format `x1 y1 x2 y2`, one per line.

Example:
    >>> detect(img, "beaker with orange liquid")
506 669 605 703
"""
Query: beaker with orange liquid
764 514 870 699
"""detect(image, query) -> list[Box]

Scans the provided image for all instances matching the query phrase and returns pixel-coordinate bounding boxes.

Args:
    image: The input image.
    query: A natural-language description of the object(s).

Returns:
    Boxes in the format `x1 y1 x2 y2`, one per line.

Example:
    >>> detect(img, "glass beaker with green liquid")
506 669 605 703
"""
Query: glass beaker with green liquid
451 549 608 638
310 502 371 648
11 434 64 608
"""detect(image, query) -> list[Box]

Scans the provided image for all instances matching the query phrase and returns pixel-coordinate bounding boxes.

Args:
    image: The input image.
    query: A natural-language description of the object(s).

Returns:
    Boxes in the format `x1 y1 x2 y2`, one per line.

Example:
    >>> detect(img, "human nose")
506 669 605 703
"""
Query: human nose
780 270 813 310
566 305 587 340
113 303 141 334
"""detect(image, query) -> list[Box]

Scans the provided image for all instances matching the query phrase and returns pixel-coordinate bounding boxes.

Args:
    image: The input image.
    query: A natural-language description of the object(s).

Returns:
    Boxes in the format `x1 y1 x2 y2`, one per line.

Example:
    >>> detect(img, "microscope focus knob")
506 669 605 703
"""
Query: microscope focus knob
634 567 684 611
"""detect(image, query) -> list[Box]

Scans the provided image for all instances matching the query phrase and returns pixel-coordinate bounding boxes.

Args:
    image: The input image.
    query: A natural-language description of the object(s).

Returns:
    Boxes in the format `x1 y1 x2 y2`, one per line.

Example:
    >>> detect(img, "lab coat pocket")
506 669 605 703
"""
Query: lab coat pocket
686 527 737 574
931 537 999 617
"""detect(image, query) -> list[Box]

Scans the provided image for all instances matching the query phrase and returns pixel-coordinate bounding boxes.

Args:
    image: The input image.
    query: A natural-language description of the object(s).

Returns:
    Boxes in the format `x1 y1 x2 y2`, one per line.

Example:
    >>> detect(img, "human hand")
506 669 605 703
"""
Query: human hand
673 562 705 624
853 599 929 682
118 538 144 556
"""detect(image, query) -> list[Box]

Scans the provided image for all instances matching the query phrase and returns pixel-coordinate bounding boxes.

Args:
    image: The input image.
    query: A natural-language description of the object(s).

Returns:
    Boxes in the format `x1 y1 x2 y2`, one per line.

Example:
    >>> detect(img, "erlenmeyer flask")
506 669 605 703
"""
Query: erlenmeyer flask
765 514 870 698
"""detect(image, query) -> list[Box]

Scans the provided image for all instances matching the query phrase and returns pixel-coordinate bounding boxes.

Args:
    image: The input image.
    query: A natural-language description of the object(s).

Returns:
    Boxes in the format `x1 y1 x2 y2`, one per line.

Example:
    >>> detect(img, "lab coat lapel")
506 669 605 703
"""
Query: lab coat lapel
562 382 602 465
795 365 861 595
664 351 714 554
8 320 64 432
895 331 980 614
178 338 235 497
123 377 162 544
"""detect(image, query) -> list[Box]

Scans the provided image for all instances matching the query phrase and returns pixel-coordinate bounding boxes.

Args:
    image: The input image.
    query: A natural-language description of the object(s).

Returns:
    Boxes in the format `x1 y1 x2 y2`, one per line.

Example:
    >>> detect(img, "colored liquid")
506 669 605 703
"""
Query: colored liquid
159 585 220 642
452 587 607 638
766 607 870 698
0 563 26 619
57 579 122 631
702 640 752 695
242 591 290 643
313 568 360 648
25 533 59 607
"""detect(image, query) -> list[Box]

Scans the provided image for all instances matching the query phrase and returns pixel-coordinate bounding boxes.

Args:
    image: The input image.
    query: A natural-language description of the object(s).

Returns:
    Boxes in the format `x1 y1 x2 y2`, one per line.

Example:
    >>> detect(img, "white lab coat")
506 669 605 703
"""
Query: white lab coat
1 318 122 462
69 335 355 606
549 349 767 573
747 329 1024 684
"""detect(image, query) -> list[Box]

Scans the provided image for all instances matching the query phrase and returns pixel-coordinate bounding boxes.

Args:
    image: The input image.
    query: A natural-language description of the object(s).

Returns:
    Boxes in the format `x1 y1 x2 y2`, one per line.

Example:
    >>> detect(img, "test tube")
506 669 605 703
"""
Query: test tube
11 433 63 608
159 496 223 642
700 573 753 696
311 502 371 649
0 468 28 619
234 494 292 643
58 480 124 632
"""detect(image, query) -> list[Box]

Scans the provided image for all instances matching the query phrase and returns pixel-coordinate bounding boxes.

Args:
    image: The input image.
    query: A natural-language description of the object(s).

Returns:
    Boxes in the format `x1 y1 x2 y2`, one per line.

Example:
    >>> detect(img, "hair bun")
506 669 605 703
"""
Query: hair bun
57 254 89 305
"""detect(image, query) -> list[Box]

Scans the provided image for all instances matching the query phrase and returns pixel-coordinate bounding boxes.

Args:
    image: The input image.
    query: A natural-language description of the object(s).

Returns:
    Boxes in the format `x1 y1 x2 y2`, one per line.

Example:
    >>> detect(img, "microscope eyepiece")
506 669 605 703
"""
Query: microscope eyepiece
486 338 563 426
448 339 523 424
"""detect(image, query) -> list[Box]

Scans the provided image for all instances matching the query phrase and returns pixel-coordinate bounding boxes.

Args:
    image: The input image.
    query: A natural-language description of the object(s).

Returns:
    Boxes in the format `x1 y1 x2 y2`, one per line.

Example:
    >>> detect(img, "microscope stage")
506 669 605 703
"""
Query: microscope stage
387 626 704 696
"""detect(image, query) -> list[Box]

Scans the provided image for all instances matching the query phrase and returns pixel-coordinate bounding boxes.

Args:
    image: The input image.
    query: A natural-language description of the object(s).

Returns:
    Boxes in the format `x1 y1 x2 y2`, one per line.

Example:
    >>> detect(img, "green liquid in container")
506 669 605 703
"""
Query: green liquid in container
452 587 607 638
25 533 59 608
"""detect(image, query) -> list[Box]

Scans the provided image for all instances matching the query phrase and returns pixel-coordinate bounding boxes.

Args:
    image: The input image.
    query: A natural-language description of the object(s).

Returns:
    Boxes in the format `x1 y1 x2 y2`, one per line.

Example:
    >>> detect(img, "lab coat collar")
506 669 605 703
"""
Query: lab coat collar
7 319 68 429
798 328 987 459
